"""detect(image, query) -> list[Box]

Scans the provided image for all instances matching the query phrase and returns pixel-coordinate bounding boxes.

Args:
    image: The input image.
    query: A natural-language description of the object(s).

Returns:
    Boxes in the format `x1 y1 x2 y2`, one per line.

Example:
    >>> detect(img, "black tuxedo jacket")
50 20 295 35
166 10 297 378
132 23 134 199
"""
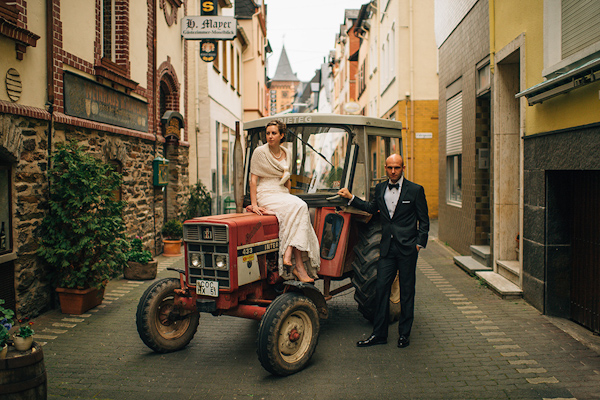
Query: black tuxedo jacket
351 179 429 258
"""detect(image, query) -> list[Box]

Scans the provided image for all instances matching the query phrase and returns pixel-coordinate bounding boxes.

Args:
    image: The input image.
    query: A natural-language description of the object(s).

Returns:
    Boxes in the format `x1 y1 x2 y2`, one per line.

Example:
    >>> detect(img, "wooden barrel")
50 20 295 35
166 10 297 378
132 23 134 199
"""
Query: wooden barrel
0 342 47 399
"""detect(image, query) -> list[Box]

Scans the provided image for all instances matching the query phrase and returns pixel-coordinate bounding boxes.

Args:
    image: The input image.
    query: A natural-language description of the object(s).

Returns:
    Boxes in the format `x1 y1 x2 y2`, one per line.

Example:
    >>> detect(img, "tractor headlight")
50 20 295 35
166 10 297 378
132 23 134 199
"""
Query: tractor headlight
215 255 227 269
190 254 201 267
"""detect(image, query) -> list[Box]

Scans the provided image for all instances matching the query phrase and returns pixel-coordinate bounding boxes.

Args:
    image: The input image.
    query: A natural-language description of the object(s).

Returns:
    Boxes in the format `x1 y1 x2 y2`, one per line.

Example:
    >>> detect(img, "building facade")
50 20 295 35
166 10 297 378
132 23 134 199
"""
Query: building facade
268 45 300 115
0 0 190 316
436 0 600 333
351 0 439 218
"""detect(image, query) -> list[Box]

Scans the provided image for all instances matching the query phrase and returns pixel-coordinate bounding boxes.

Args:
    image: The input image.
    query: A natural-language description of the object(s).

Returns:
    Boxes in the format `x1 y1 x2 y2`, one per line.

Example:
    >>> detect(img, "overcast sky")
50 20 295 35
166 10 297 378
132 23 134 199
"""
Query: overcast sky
266 0 369 82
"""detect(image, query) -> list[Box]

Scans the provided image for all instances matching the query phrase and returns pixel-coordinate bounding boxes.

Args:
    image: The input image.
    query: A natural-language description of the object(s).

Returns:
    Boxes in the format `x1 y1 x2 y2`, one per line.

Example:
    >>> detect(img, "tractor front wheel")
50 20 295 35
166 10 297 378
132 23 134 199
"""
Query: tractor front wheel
257 292 320 376
136 278 200 353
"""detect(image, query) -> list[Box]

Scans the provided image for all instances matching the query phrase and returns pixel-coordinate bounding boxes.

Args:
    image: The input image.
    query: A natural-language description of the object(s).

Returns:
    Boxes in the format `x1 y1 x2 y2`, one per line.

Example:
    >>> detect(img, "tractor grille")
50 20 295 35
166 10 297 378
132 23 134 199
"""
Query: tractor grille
185 223 230 290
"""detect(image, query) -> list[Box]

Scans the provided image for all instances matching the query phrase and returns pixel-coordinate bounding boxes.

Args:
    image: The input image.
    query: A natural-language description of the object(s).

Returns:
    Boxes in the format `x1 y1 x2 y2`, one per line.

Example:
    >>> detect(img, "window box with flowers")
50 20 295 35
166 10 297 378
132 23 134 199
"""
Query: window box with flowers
124 237 158 280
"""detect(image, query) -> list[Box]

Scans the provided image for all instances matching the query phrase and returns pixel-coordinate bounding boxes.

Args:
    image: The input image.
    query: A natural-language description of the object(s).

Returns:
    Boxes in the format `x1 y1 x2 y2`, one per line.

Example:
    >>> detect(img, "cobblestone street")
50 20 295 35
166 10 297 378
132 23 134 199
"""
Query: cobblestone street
31 228 600 400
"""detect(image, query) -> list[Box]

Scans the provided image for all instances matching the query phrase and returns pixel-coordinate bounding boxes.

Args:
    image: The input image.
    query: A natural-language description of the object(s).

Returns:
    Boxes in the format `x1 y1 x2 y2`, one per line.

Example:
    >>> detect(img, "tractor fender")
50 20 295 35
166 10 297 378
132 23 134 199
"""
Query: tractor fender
283 281 328 319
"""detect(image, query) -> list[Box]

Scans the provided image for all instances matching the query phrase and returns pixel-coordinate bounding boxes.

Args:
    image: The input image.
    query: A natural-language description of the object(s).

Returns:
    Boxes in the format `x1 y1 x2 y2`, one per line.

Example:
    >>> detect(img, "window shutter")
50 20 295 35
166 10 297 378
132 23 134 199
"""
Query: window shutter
446 92 462 156
562 0 600 59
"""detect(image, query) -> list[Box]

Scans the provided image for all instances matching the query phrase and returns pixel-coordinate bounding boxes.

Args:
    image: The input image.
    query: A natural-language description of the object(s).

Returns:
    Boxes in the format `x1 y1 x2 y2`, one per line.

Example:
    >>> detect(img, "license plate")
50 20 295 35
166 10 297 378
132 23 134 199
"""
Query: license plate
196 280 219 297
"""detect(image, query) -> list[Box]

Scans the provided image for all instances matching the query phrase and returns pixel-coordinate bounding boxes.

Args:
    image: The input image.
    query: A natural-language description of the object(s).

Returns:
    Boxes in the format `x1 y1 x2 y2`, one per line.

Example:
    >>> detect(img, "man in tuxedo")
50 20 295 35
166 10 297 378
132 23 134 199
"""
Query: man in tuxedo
338 154 429 348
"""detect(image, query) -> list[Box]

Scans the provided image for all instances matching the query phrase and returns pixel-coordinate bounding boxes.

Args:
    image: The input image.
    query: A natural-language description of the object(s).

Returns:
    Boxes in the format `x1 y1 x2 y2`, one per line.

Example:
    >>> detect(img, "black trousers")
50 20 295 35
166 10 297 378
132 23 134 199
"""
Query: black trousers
372 240 419 339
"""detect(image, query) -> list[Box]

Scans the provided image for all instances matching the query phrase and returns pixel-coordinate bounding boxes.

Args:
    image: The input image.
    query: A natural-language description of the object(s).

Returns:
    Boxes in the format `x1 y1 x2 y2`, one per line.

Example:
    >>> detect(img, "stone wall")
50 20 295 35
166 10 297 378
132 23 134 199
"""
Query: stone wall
1 113 190 318
1 113 51 317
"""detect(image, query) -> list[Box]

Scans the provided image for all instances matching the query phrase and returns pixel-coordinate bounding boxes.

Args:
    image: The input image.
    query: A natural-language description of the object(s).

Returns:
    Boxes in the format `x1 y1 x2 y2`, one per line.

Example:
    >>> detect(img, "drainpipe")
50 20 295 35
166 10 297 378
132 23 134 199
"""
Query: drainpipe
152 0 159 254
46 0 54 171
409 0 415 180
489 0 495 75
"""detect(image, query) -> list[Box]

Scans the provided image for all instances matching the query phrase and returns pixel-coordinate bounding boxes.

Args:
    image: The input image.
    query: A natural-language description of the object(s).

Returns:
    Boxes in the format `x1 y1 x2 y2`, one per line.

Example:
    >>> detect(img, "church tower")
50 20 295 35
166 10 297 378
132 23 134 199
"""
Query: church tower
269 45 300 114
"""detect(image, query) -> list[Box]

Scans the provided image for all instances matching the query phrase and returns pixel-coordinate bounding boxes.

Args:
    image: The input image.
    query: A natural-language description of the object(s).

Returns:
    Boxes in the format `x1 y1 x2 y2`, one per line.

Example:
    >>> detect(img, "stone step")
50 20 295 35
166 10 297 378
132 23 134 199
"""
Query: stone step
454 255 492 276
475 271 523 299
470 245 491 267
497 260 521 285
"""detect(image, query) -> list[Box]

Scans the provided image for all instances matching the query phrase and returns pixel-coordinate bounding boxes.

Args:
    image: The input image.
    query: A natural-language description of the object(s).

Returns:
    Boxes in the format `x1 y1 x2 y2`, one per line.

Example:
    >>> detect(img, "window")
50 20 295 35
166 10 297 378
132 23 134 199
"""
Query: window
213 40 220 72
0 165 12 254
380 24 396 90
369 37 377 74
446 92 463 204
368 135 401 186
102 0 116 62
544 0 600 76
236 50 241 92
221 124 231 193
223 42 228 81
447 155 462 203
476 62 490 95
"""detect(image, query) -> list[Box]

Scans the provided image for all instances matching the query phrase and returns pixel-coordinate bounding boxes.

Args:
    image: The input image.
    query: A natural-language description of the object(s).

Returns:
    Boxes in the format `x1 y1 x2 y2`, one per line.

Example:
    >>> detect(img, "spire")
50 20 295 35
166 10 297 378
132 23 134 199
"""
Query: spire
272 45 299 82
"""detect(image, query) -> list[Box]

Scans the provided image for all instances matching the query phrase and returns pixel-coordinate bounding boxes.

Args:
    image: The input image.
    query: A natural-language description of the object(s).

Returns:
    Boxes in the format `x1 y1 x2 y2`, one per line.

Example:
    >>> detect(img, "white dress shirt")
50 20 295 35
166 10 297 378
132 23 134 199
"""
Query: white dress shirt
384 177 403 218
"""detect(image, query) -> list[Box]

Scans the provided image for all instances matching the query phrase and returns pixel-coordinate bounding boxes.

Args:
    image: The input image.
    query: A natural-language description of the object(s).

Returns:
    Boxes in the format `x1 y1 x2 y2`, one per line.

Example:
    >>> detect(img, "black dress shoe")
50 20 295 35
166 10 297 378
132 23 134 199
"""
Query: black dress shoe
397 335 410 348
357 334 387 347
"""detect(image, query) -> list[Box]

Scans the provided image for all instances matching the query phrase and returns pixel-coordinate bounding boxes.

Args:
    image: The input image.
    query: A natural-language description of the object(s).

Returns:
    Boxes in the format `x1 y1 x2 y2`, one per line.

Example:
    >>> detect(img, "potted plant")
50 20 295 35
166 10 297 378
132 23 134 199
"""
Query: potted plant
162 219 183 256
37 141 128 314
13 318 34 351
0 300 14 359
123 236 158 280
181 181 212 220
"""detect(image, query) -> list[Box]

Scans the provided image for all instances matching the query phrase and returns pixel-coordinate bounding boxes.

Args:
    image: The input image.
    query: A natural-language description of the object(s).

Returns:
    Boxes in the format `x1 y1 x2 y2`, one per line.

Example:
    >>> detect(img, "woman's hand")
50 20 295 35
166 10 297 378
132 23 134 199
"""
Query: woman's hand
246 204 270 216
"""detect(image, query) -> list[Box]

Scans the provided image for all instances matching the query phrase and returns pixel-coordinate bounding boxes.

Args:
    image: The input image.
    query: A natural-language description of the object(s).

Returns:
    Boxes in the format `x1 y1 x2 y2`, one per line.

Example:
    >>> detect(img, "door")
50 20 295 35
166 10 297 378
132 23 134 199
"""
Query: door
570 171 600 333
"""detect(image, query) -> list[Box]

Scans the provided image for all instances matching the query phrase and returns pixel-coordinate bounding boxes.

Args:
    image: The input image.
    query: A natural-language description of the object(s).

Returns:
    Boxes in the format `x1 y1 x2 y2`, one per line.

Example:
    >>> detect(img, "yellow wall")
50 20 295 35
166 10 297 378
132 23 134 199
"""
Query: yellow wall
0 1 47 108
62 0 95 62
494 0 600 135
130 0 149 87
384 99 439 218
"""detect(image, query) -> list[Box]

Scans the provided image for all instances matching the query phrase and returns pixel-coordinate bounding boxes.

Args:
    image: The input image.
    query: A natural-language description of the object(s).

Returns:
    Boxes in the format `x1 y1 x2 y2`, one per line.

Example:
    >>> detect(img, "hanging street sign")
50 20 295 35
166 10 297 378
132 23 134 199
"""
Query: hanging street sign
200 40 217 62
181 16 236 40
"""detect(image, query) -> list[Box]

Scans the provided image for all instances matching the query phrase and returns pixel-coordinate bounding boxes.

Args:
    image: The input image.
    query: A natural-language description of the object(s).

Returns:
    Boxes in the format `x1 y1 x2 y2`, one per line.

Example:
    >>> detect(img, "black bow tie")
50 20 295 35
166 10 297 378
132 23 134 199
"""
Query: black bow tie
388 183 400 190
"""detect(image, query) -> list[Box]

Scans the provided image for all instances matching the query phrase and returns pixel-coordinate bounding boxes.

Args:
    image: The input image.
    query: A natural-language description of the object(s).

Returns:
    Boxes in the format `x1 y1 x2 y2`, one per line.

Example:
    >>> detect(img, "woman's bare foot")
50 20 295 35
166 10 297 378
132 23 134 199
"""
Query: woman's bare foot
283 246 293 266
292 268 314 283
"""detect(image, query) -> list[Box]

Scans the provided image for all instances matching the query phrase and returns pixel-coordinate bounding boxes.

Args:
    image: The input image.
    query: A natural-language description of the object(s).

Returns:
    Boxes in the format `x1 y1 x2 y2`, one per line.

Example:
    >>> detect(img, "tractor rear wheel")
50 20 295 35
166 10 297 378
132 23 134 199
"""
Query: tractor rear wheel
257 292 320 376
351 219 401 323
136 278 200 353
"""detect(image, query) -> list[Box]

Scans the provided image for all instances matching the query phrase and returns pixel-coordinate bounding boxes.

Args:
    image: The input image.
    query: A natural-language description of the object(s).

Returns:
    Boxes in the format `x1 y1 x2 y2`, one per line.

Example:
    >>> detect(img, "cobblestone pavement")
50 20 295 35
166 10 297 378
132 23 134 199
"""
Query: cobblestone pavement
32 231 600 399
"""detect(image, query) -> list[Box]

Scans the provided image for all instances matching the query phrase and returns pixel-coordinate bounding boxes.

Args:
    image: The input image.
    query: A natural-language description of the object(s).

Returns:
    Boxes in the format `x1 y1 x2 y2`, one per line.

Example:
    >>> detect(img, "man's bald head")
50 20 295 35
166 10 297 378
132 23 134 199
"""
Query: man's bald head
385 154 404 183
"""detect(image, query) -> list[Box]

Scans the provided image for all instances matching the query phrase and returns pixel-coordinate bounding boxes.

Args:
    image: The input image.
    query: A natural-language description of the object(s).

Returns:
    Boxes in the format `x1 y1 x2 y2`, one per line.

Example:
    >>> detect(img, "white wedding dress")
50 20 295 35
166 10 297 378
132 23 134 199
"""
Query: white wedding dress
256 160 321 280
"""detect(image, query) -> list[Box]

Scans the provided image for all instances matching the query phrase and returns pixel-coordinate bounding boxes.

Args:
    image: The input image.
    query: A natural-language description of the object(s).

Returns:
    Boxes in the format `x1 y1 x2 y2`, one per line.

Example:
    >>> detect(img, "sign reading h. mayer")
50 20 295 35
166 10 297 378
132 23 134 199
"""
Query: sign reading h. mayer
181 16 236 40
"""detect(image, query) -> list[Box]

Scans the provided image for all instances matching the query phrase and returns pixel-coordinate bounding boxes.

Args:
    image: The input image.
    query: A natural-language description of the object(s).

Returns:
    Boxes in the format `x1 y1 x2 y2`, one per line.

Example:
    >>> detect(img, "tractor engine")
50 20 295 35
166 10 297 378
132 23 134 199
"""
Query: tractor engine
182 213 281 312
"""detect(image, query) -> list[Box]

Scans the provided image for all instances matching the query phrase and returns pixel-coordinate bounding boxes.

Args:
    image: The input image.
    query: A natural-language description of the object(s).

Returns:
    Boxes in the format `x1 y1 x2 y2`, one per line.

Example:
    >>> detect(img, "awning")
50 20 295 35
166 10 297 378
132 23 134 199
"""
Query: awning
515 57 600 105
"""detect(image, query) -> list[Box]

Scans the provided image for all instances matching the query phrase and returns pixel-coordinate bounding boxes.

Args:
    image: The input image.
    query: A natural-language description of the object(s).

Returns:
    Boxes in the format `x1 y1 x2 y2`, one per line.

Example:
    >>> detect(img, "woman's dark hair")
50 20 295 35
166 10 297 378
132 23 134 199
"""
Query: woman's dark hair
266 119 287 142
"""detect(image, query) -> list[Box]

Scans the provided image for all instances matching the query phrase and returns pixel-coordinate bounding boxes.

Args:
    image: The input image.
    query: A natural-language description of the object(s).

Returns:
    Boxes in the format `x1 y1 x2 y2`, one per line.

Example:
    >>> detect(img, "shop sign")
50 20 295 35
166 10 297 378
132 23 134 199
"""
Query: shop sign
181 16 236 40
64 72 148 132
200 40 217 62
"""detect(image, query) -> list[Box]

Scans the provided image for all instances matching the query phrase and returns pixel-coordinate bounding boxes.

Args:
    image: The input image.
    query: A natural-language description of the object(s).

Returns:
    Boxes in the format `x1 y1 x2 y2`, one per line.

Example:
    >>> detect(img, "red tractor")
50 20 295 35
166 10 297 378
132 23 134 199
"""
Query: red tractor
136 114 404 375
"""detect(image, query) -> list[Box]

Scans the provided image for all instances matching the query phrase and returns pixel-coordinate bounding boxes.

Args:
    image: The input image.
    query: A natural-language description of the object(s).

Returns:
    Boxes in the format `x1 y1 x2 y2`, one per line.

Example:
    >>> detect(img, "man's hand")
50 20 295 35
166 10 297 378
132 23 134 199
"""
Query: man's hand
337 188 352 199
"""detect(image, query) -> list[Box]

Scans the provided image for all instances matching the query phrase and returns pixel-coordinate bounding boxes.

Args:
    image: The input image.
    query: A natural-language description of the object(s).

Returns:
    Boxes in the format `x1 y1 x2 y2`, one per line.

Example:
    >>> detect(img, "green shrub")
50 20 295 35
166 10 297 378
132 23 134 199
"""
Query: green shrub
162 219 183 240
181 181 212 220
126 236 153 264
37 141 128 289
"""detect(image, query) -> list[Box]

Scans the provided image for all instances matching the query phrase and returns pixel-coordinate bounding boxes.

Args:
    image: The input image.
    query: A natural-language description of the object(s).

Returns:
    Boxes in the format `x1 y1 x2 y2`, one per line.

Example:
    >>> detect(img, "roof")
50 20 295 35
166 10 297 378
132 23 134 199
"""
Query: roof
243 113 403 132
271 45 299 82
235 0 257 19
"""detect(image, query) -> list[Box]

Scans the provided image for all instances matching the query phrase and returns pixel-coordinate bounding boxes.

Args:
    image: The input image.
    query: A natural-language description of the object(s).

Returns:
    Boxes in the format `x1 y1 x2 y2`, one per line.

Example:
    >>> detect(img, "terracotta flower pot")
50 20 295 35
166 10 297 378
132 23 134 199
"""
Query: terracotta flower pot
56 286 105 315
162 239 182 257
13 336 33 351
124 260 158 280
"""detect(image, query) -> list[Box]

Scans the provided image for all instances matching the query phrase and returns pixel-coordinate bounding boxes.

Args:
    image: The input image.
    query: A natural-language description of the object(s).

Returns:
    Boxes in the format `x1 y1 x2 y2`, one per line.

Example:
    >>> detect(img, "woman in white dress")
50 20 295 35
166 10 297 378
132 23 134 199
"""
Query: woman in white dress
248 120 320 283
